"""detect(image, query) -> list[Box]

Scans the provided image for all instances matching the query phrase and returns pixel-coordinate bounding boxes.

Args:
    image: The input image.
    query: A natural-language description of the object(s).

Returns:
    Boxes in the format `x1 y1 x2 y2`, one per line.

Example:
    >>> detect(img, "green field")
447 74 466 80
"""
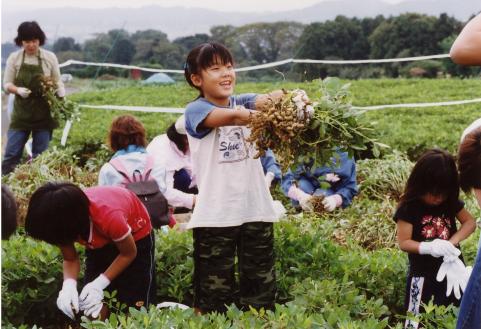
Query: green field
61 78 481 158
2 78 481 328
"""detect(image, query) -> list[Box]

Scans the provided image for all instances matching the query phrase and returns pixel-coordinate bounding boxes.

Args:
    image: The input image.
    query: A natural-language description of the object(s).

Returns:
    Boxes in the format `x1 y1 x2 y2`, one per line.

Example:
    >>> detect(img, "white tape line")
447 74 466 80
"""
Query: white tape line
352 98 481 111
59 54 451 73
61 120 73 146
80 104 185 113
293 54 450 64
59 59 184 74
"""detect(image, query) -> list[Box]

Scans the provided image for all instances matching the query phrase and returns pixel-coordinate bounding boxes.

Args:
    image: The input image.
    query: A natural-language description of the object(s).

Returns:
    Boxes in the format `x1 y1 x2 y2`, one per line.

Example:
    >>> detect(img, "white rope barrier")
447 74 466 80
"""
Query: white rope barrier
352 98 481 111
75 97 481 115
59 54 451 73
57 97 479 145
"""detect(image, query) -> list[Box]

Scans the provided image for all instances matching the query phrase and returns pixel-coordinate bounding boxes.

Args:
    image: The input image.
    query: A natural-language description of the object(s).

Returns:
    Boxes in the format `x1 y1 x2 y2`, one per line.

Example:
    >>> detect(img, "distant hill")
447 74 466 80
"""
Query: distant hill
2 0 479 43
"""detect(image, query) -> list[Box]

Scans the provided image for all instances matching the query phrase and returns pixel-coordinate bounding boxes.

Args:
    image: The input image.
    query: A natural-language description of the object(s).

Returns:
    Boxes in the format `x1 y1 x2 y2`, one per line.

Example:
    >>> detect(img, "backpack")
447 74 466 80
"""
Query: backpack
109 155 170 228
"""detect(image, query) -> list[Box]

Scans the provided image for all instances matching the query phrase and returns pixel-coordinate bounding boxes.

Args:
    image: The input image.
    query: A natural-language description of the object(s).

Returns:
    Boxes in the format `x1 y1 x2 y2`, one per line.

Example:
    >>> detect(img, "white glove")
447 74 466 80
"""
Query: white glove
272 200 287 220
265 172 275 189
79 274 110 318
57 278 79 320
291 89 314 120
436 257 472 299
418 239 461 258
325 173 340 183
16 87 31 98
56 87 66 98
322 194 342 212
287 186 313 211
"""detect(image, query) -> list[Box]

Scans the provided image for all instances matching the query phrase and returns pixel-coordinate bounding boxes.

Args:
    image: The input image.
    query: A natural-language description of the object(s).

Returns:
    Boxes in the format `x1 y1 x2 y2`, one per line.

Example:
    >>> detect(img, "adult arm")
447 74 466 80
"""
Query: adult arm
450 14 481 65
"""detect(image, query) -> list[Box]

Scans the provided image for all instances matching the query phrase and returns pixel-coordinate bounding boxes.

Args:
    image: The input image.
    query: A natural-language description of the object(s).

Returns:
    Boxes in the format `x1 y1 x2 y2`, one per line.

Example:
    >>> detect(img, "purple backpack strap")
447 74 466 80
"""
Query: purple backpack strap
109 155 155 182
143 155 155 180
109 158 133 184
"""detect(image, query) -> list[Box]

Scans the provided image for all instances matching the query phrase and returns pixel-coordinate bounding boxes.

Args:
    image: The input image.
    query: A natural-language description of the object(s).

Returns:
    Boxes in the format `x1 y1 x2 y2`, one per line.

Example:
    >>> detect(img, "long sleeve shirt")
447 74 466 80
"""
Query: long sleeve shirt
281 151 358 208
146 134 196 209
260 149 282 182
3 48 65 96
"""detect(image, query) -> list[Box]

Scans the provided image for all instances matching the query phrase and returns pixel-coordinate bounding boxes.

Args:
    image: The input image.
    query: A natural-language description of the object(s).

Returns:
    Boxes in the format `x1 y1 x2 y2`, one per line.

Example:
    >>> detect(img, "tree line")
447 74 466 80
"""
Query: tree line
3 13 478 80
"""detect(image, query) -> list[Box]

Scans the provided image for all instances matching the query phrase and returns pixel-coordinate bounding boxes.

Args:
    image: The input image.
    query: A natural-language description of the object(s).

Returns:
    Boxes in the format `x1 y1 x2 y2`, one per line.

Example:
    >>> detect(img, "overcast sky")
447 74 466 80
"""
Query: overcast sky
3 0 405 13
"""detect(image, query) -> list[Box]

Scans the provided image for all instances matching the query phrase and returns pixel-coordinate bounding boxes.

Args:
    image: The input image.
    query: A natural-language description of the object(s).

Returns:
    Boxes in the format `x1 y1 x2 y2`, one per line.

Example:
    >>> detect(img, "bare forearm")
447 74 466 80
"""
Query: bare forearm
63 258 81 280
202 108 251 128
103 252 136 281
449 220 477 245
450 14 481 65
398 239 421 254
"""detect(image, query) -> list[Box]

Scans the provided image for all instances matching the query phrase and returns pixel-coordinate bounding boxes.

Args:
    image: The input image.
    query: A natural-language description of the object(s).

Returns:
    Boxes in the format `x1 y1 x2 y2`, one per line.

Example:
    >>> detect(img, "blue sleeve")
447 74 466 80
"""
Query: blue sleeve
281 169 296 195
260 149 282 181
235 93 257 110
185 99 215 139
330 153 358 208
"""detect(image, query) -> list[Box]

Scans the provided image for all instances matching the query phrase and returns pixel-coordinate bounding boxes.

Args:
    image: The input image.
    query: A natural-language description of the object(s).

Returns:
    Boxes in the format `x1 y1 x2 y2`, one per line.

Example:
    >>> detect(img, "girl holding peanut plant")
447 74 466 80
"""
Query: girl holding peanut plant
183 42 311 313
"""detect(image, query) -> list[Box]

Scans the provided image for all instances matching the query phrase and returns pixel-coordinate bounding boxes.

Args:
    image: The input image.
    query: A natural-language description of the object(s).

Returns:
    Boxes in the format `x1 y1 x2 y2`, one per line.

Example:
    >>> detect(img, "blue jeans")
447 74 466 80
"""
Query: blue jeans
2 129 52 175
456 235 481 329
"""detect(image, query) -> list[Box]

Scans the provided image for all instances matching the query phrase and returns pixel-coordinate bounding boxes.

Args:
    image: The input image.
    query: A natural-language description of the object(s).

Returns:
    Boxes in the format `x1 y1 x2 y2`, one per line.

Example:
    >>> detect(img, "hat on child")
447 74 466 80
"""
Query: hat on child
175 115 187 135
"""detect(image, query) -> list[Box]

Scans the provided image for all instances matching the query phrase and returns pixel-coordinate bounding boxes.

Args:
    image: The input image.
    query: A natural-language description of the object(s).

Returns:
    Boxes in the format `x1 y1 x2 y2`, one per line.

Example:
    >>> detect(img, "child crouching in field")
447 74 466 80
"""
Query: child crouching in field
25 182 156 320
393 149 476 329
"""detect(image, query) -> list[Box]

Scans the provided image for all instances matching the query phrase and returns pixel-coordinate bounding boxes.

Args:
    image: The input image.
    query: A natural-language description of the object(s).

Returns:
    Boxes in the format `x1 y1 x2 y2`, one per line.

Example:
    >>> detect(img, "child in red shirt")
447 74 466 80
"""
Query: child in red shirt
25 183 156 320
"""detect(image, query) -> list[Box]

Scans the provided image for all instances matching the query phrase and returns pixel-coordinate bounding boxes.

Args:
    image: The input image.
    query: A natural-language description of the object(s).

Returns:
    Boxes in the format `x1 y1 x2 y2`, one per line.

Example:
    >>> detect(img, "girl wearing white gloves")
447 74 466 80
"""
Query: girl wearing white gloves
25 182 156 320
394 149 476 329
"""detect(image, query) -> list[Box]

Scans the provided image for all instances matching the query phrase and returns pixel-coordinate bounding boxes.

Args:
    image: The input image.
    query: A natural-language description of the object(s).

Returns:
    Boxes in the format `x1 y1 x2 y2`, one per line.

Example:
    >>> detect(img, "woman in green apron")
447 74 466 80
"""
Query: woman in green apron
2 21 64 175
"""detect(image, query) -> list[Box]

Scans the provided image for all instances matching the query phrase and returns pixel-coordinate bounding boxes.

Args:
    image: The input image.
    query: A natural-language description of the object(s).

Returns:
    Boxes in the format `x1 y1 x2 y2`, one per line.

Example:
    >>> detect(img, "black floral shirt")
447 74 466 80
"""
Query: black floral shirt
393 199 464 276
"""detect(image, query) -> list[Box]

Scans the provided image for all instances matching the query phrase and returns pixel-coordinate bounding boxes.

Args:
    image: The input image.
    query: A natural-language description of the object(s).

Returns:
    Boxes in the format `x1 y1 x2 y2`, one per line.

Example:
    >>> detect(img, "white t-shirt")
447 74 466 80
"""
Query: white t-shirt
185 94 277 228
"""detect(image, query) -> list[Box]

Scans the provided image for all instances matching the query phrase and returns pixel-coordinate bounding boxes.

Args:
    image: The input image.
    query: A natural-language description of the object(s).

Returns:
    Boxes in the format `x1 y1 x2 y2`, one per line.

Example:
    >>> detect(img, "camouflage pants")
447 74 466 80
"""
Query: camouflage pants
193 222 276 313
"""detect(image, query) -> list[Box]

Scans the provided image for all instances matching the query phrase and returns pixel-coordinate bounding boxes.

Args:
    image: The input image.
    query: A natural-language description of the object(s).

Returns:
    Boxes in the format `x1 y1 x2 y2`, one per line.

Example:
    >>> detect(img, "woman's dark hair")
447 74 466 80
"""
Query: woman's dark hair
108 115 147 151
458 127 481 192
184 42 234 96
14 21 46 46
399 149 460 212
25 182 90 246
2 185 18 240
166 123 188 153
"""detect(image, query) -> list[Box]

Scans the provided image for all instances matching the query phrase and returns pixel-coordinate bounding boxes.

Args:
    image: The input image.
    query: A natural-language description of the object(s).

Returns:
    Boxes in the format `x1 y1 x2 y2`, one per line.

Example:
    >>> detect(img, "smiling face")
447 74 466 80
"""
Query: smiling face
22 39 40 55
190 57 236 107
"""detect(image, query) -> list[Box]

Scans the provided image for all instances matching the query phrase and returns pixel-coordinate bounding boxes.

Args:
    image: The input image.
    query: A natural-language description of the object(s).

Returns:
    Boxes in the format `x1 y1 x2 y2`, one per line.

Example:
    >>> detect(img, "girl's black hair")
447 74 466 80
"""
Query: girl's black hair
166 123 188 154
25 182 90 246
2 185 17 240
399 149 460 212
14 21 46 46
184 42 234 96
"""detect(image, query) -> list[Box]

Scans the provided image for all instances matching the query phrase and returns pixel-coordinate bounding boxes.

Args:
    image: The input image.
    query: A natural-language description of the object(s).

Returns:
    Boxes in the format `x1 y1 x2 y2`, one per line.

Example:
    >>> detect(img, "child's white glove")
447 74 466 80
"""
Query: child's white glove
265 172 275 189
322 194 342 212
57 278 79 319
288 185 313 211
418 239 460 258
436 256 472 299
16 87 31 98
79 274 110 318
